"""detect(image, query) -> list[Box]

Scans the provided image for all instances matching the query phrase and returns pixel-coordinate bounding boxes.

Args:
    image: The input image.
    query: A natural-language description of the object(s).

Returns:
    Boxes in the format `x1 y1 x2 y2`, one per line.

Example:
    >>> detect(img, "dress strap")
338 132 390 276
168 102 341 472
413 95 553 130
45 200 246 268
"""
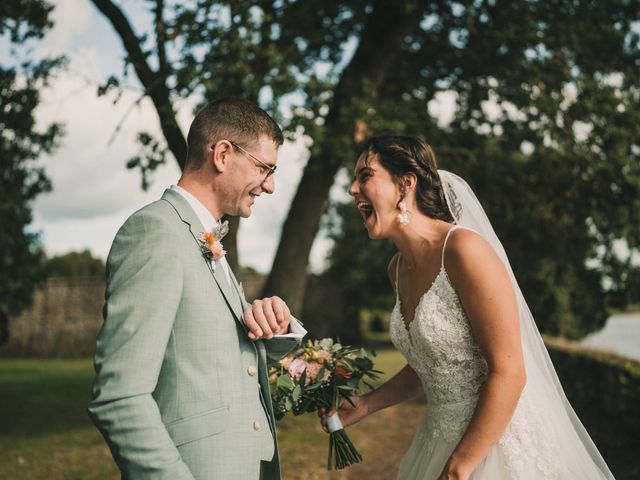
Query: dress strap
441 226 459 269
395 253 401 293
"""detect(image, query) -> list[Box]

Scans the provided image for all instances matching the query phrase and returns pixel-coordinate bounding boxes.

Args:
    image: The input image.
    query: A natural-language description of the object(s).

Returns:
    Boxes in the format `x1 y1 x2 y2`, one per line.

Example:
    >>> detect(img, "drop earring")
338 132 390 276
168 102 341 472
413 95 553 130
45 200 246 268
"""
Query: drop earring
397 201 410 225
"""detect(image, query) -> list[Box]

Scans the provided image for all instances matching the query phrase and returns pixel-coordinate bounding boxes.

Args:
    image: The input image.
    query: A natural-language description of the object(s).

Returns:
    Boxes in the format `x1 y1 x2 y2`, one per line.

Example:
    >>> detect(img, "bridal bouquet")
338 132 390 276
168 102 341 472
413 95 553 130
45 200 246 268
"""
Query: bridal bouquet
269 338 380 470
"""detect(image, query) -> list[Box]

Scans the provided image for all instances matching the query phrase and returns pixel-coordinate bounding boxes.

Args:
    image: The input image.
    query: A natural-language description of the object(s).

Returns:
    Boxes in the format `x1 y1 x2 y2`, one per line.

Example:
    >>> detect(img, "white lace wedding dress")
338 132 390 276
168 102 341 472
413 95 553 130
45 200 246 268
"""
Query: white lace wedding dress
389 226 610 479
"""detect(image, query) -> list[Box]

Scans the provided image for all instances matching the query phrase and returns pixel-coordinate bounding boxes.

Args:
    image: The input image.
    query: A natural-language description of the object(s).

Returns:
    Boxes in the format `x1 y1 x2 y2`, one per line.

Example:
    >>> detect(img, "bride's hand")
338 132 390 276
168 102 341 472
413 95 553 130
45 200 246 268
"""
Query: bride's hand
318 396 370 432
436 456 472 480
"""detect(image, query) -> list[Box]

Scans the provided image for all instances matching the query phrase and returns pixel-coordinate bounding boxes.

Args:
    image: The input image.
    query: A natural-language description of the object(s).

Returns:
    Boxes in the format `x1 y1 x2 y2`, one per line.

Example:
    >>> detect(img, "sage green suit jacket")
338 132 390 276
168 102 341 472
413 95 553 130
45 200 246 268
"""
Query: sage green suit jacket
88 189 297 479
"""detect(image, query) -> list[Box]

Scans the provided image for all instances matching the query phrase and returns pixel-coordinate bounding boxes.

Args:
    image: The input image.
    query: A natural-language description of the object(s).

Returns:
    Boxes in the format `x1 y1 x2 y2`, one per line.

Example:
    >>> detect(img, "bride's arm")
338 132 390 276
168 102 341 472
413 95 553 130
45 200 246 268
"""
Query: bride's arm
321 364 423 431
319 253 423 430
358 252 426 415
440 229 526 480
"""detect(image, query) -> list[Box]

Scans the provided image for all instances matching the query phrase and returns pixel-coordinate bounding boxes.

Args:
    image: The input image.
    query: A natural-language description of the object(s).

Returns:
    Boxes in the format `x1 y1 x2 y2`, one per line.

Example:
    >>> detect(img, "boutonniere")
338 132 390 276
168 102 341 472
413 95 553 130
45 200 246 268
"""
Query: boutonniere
198 220 229 266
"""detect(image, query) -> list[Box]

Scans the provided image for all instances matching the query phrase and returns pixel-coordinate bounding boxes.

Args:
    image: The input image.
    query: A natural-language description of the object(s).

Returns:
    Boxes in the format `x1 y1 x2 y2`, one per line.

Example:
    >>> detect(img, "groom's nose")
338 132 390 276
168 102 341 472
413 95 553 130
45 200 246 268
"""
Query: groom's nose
261 174 275 194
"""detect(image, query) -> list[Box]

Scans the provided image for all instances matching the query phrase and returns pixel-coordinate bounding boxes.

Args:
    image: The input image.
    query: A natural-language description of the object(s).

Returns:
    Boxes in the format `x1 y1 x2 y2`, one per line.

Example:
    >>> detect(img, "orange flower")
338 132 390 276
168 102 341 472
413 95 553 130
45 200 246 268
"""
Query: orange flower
209 240 226 260
279 356 294 369
203 231 214 244
198 231 226 261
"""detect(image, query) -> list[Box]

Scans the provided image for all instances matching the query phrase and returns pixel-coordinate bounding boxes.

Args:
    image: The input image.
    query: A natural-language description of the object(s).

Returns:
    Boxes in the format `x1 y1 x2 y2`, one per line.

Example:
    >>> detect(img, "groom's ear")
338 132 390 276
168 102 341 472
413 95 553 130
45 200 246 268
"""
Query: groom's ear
211 140 233 173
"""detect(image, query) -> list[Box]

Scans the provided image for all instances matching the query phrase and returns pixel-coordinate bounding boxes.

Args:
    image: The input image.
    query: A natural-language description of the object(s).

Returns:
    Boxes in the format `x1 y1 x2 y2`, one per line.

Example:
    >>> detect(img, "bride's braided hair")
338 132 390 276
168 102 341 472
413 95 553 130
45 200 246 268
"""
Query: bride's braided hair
357 135 454 223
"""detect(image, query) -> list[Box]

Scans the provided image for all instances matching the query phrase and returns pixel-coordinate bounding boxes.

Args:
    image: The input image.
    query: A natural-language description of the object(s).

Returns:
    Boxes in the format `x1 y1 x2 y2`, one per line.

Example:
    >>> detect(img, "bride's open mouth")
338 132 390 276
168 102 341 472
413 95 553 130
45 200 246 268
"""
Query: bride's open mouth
357 201 374 221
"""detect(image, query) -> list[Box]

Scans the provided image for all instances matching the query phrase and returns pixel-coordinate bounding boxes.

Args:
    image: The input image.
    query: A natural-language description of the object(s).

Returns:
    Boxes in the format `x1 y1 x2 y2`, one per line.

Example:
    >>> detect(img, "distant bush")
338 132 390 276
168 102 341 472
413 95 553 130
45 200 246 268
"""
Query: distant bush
45 250 105 278
547 340 640 477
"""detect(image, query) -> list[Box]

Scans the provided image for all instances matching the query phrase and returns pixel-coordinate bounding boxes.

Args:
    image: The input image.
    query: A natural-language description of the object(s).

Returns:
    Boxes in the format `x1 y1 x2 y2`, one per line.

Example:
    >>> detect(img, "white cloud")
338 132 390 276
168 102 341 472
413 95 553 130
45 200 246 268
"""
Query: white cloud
32 63 183 257
38 0 94 57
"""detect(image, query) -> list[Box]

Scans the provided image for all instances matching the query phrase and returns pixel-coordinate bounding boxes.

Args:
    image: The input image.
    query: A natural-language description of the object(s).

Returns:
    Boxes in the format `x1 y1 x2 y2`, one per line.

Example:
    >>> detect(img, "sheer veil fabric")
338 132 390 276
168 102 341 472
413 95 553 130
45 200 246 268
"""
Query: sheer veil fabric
438 170 614 478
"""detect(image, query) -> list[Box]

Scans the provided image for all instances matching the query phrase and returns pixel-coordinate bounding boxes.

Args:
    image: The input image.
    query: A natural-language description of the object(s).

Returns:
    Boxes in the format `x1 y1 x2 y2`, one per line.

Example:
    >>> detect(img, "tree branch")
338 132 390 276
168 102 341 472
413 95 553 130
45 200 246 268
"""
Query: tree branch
155 0 169 77
90 0 187 169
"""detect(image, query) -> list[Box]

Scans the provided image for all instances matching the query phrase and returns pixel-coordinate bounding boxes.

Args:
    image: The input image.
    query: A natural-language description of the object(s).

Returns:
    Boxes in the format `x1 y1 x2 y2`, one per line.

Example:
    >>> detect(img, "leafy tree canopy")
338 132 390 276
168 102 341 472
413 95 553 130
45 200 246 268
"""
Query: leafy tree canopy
93 0 640 338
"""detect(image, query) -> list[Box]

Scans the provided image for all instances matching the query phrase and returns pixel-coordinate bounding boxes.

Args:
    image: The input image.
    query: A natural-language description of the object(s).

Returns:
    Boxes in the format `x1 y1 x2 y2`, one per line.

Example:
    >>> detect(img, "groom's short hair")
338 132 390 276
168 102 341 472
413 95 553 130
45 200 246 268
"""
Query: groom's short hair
185 96 283 171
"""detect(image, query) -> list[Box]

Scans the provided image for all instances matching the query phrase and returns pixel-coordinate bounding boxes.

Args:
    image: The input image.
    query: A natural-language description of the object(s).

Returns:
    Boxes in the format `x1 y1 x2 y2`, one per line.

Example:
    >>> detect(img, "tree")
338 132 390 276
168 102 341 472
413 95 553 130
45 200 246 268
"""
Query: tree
0 0 64 344
45 250 106 278
92 1 640 337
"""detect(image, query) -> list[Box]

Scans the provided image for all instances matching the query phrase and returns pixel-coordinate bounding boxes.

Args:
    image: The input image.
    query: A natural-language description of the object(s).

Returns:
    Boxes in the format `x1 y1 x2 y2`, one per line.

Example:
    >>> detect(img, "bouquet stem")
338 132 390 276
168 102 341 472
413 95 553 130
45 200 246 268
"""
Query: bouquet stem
327 429 363 470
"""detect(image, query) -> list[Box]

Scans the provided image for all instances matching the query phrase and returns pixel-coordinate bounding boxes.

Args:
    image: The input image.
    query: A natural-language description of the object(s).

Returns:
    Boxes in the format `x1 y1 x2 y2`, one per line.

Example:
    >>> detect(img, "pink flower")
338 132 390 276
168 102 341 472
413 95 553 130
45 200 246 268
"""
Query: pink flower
316 350 332 364
209 240 226 260
306 362 321 382
198 231 226 261
288 358 308 380
279 356 294 369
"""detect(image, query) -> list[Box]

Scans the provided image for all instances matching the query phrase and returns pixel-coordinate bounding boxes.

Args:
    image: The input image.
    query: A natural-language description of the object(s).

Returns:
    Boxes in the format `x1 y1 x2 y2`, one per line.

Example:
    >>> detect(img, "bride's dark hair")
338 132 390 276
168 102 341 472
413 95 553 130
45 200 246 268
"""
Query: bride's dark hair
356 135 454 223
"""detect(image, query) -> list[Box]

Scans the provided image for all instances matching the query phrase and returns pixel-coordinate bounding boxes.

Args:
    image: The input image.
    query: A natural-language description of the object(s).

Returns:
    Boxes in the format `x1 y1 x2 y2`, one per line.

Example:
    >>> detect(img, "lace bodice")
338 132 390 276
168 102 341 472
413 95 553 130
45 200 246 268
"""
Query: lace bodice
390 266 488 408
390 227 561 478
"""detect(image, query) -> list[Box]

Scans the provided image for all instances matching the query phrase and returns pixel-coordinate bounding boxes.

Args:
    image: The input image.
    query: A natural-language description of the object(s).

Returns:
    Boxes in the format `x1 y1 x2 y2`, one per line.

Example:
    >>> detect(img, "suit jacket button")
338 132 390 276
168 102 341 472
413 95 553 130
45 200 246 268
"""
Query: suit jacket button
247 365 257 376
253 420 262 431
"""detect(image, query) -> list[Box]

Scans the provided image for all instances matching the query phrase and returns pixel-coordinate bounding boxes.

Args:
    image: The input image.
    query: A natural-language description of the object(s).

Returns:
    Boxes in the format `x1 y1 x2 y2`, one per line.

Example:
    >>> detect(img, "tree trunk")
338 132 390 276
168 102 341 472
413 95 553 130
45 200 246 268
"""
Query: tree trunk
301 274 362 342
261 0 423 314
0 311 8 346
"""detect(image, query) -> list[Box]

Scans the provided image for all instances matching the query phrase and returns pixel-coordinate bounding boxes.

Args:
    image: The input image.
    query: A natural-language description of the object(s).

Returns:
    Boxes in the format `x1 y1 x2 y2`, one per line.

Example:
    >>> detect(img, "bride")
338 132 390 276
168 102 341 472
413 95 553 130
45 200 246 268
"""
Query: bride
321 135 614 479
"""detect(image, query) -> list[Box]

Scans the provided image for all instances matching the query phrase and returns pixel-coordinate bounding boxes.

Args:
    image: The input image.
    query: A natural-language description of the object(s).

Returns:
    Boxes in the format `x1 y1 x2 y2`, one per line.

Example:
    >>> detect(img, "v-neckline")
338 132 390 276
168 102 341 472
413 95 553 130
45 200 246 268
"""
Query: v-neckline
397 266 446 332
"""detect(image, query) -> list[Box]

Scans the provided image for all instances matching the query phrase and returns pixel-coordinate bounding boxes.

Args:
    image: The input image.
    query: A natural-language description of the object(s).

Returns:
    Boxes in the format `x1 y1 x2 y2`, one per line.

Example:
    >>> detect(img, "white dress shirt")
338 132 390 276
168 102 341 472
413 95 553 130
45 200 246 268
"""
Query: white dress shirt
171 185 231 284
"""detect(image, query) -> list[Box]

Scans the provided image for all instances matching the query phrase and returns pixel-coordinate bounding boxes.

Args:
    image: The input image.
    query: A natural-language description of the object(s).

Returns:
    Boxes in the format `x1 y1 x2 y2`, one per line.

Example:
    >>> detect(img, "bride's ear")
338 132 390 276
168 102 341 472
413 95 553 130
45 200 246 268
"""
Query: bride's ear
401 173 418 194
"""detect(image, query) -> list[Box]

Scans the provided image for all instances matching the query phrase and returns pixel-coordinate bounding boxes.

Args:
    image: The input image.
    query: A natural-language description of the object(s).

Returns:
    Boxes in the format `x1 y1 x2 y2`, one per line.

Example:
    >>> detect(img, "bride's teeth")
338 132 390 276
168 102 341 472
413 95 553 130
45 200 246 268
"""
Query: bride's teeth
356 201 373 219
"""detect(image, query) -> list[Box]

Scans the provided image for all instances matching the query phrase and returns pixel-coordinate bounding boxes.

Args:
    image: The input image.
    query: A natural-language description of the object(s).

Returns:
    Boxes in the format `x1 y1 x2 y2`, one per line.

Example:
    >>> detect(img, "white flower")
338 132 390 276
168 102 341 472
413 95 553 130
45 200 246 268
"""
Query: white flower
319 338 334 351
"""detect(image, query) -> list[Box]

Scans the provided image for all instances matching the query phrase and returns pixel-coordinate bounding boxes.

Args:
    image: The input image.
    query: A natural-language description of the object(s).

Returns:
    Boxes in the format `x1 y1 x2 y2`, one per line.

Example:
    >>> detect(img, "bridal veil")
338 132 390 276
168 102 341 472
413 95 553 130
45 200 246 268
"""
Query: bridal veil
438 170 614 479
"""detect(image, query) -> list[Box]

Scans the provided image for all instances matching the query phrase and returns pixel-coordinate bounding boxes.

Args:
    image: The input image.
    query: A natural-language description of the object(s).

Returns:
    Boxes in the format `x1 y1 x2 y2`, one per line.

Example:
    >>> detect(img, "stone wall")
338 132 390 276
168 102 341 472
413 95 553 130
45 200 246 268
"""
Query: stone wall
0 277 105 357
0 273 267 357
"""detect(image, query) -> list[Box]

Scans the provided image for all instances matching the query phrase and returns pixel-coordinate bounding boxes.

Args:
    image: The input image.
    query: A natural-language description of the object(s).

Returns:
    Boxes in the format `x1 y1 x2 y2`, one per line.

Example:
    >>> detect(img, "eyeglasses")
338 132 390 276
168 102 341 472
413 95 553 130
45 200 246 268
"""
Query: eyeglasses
228 141 277 178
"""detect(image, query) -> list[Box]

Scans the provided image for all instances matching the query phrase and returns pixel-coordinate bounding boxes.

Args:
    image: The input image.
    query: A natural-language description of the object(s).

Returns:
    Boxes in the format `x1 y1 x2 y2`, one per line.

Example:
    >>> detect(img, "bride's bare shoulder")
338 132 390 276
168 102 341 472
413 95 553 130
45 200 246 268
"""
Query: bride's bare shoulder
444 228 504 281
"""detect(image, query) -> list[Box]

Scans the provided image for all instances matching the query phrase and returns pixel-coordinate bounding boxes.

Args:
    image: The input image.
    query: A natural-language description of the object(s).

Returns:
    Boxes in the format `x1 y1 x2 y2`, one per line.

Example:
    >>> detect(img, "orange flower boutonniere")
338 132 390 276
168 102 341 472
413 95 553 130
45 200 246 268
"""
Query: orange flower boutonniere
198 220 228 263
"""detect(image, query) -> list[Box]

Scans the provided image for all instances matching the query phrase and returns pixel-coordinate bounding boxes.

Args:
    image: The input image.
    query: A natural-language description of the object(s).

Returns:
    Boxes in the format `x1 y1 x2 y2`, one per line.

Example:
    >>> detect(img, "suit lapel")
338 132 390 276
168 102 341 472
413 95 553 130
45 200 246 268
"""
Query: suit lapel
161 189 245 324
209 260 245 324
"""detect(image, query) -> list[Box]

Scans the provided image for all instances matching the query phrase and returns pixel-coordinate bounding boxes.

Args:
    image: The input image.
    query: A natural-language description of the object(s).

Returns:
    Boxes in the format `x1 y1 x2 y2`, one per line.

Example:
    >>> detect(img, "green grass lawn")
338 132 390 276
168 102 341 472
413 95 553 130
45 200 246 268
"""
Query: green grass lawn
0 358 118 479
2 350 636 479
0 349 411 480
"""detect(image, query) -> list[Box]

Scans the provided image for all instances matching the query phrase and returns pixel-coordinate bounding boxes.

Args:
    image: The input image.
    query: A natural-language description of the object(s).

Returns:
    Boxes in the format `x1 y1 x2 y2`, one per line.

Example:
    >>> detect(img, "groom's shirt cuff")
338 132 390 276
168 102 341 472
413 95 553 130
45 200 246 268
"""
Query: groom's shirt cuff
273 316 307 340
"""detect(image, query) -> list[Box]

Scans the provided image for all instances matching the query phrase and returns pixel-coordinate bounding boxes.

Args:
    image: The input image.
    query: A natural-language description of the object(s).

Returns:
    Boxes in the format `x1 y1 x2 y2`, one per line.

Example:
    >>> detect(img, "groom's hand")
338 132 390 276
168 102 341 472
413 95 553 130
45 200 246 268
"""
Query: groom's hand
244 296 291 340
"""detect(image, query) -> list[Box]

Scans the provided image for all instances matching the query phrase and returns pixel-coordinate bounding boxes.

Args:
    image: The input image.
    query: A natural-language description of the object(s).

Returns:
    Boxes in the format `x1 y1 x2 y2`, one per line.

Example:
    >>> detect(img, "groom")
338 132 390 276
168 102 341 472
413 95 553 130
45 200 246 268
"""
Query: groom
88 97 302 479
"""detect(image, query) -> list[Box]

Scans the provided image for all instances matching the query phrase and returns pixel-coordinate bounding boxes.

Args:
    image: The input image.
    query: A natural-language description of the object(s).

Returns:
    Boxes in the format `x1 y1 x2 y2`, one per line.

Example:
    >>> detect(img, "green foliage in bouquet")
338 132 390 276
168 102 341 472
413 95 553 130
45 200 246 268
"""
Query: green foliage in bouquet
269 338 381 469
